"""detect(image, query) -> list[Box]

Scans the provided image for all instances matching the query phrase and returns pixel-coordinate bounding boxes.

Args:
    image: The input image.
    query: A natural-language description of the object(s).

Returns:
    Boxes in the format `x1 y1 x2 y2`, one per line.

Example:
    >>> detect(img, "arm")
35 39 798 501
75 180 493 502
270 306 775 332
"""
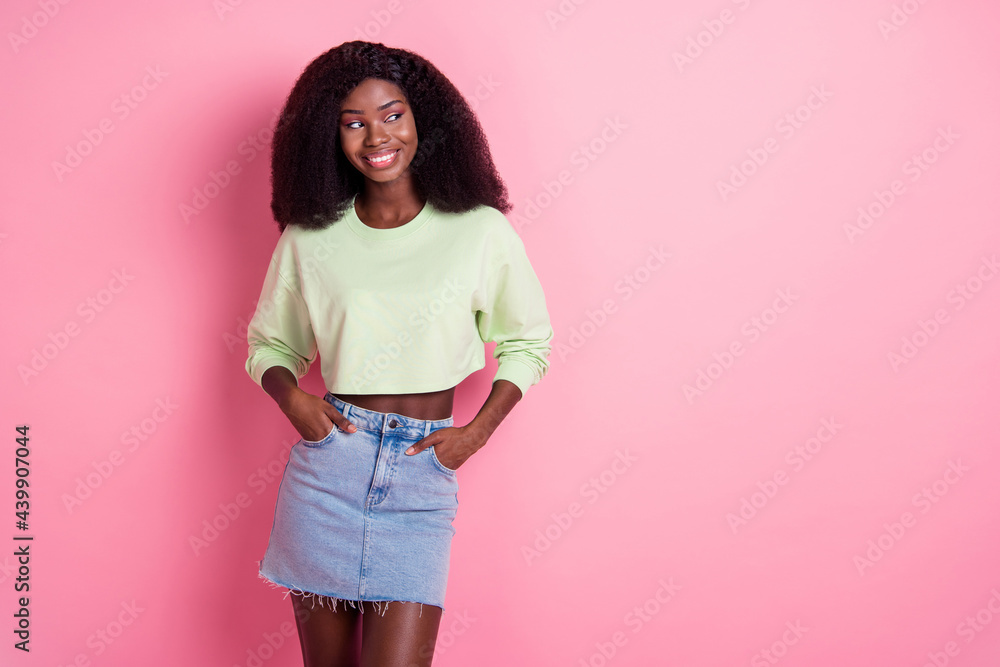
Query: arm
466 378 523 441
261 366 357 440
475 221 554 399
246 240 357 439
405 218 553 468
404 378 521 468
245 249 317 387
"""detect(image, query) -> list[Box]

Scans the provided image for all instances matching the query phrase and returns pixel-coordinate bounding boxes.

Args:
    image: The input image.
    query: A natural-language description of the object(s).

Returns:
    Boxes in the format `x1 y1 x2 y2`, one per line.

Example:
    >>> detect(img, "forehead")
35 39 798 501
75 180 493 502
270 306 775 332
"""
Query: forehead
341 78 408 110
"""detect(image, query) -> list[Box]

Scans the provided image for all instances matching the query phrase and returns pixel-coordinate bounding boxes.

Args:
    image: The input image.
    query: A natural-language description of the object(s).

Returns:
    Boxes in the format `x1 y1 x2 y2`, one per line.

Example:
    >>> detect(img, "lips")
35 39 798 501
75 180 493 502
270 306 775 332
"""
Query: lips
363 149 400 168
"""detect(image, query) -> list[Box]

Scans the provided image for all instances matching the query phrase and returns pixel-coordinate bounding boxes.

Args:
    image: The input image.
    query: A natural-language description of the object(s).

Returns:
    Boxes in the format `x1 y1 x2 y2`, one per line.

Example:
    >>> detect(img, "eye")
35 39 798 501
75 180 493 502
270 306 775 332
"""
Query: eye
344 113 401 130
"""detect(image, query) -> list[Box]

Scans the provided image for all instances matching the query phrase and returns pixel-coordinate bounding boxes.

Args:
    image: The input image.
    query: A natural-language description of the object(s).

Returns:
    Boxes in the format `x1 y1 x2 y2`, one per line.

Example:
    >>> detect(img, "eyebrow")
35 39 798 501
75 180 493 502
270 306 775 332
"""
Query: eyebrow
340 99 405 116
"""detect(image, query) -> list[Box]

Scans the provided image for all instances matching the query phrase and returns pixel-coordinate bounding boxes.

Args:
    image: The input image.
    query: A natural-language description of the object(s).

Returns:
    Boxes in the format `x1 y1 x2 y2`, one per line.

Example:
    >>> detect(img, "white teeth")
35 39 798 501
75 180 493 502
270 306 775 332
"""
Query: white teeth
366 151 396 163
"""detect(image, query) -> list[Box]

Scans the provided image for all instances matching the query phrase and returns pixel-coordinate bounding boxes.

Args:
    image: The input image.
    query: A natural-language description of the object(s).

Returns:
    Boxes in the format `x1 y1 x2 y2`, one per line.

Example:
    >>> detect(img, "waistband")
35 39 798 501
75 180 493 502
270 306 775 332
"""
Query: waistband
325 392 454 439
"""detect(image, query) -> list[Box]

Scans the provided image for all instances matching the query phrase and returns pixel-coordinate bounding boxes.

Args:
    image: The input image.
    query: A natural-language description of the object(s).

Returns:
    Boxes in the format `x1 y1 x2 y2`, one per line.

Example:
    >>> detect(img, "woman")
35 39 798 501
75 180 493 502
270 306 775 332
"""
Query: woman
245 41 553 666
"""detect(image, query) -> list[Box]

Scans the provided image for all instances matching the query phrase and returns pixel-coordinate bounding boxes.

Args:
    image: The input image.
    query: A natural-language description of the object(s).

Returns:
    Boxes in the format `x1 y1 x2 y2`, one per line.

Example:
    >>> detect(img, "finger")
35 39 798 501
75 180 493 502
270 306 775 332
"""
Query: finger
327 408 357 433
405 434 436 456
301 420 335 442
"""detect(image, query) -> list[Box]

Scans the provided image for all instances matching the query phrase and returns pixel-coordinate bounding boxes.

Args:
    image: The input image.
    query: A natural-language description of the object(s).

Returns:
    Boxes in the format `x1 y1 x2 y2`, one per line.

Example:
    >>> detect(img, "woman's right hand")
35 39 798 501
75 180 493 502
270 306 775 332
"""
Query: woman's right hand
278 388 357 441
260 366 356 441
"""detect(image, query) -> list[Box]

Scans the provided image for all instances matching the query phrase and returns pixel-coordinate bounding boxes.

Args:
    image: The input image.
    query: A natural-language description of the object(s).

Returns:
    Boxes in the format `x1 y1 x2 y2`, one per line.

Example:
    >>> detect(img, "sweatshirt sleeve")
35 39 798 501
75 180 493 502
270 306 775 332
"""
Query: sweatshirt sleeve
475 220 554 398
245 238 318 388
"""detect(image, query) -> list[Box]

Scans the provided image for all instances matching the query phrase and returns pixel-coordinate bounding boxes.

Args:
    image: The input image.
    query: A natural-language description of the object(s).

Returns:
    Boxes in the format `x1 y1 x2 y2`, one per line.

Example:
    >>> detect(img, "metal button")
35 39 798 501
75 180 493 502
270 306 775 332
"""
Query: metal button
388 419 398 428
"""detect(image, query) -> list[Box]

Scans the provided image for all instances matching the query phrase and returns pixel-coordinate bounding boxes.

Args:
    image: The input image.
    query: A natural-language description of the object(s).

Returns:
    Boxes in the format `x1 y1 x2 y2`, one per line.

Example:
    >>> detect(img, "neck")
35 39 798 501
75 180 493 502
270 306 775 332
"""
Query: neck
355 176 425 228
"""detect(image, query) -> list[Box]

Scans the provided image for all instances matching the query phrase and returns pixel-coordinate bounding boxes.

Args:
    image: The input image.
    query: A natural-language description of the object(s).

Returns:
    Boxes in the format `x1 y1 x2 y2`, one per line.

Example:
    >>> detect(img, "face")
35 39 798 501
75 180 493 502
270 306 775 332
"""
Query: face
338 78 419 185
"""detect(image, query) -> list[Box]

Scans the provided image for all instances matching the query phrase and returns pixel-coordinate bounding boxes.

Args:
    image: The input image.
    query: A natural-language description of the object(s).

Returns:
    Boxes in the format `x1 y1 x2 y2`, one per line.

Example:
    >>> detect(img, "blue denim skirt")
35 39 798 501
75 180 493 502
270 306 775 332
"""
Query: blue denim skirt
258 393 459 615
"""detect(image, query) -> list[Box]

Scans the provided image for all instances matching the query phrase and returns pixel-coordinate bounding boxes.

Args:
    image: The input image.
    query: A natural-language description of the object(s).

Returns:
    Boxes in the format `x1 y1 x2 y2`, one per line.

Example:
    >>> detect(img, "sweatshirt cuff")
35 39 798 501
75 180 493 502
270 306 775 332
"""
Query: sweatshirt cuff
246 355 301 389
493 359 540 399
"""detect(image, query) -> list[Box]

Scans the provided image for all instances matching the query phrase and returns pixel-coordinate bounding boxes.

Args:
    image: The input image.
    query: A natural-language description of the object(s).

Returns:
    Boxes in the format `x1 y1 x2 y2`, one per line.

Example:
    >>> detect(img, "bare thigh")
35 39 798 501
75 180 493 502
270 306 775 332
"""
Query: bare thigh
290 593 362 667
360 601 443 667
290 596 443 667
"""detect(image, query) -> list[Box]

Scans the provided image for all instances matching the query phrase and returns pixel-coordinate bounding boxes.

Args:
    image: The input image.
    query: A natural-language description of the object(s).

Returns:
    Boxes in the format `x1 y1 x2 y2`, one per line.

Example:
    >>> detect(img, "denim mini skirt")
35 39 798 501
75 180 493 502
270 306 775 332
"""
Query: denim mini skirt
258 393 459 615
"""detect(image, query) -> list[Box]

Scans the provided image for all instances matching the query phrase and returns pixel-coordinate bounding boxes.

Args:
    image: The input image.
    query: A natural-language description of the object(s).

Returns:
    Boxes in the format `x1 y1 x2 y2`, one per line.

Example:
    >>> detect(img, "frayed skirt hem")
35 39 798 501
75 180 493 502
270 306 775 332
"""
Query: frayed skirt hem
257 563 435 617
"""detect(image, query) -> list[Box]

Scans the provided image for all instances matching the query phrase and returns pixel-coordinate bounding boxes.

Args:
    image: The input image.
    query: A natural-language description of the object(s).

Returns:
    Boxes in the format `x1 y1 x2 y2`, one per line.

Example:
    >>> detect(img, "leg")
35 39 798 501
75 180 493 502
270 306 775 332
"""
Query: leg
360 601 443 667
290 592 363 667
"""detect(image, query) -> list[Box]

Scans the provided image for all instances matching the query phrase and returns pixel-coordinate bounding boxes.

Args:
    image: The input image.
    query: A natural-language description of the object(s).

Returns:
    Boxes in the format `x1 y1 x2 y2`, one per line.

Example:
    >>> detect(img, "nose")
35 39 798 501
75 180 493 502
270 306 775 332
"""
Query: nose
364 122 389 146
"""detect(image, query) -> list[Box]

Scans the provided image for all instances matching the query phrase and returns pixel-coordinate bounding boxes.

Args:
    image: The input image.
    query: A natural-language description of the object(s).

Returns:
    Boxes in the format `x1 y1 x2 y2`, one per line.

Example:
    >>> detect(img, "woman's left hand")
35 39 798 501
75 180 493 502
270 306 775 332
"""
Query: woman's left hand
405 424 488 471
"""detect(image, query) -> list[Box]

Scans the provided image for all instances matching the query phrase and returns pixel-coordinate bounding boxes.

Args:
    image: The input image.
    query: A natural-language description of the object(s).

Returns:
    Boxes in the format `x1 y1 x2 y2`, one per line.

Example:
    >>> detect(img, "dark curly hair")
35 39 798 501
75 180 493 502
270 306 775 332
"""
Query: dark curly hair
270 40 511 231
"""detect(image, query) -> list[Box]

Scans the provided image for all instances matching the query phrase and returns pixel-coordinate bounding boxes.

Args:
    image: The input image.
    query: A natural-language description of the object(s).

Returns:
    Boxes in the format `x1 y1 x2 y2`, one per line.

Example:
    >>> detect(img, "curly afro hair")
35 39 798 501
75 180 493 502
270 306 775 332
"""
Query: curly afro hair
270 40 512 231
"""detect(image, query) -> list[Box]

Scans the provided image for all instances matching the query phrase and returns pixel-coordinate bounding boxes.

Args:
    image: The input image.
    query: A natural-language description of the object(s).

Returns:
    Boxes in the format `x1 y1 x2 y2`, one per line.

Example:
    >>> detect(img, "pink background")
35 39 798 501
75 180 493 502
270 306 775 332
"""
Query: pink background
4 0 1000 665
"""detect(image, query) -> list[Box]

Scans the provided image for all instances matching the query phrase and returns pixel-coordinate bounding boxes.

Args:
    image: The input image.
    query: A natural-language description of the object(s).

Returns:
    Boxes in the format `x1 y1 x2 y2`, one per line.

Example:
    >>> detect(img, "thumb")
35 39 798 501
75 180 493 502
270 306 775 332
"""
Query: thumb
328 406 357 433
405 433 435 456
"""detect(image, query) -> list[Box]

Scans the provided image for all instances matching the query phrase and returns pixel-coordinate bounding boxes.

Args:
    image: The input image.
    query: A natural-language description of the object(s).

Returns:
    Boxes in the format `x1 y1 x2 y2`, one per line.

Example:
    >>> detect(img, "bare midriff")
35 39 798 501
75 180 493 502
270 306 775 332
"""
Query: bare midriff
332 386 456 421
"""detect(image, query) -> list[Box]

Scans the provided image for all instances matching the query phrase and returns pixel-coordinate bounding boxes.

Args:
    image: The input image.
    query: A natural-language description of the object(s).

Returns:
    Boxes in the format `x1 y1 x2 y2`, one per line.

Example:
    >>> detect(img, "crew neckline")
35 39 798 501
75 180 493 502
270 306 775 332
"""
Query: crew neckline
344 194 435 241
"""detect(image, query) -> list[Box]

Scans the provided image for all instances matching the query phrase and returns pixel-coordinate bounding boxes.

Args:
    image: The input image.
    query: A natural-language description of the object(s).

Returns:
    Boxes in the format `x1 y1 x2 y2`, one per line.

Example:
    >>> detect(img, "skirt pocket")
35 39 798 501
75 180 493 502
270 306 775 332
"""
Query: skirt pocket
299 424 339 448
428 445 458 475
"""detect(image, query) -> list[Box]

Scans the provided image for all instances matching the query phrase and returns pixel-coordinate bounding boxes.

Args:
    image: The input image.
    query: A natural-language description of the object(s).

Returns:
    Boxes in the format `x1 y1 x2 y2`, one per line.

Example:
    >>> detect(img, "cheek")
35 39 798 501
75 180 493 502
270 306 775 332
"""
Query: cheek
339 133 359 160
403 121 419 144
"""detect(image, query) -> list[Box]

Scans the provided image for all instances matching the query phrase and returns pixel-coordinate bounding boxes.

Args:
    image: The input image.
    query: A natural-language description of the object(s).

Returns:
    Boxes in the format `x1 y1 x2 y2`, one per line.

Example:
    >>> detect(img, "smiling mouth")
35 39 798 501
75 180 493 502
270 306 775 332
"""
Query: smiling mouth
364 149 400 167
